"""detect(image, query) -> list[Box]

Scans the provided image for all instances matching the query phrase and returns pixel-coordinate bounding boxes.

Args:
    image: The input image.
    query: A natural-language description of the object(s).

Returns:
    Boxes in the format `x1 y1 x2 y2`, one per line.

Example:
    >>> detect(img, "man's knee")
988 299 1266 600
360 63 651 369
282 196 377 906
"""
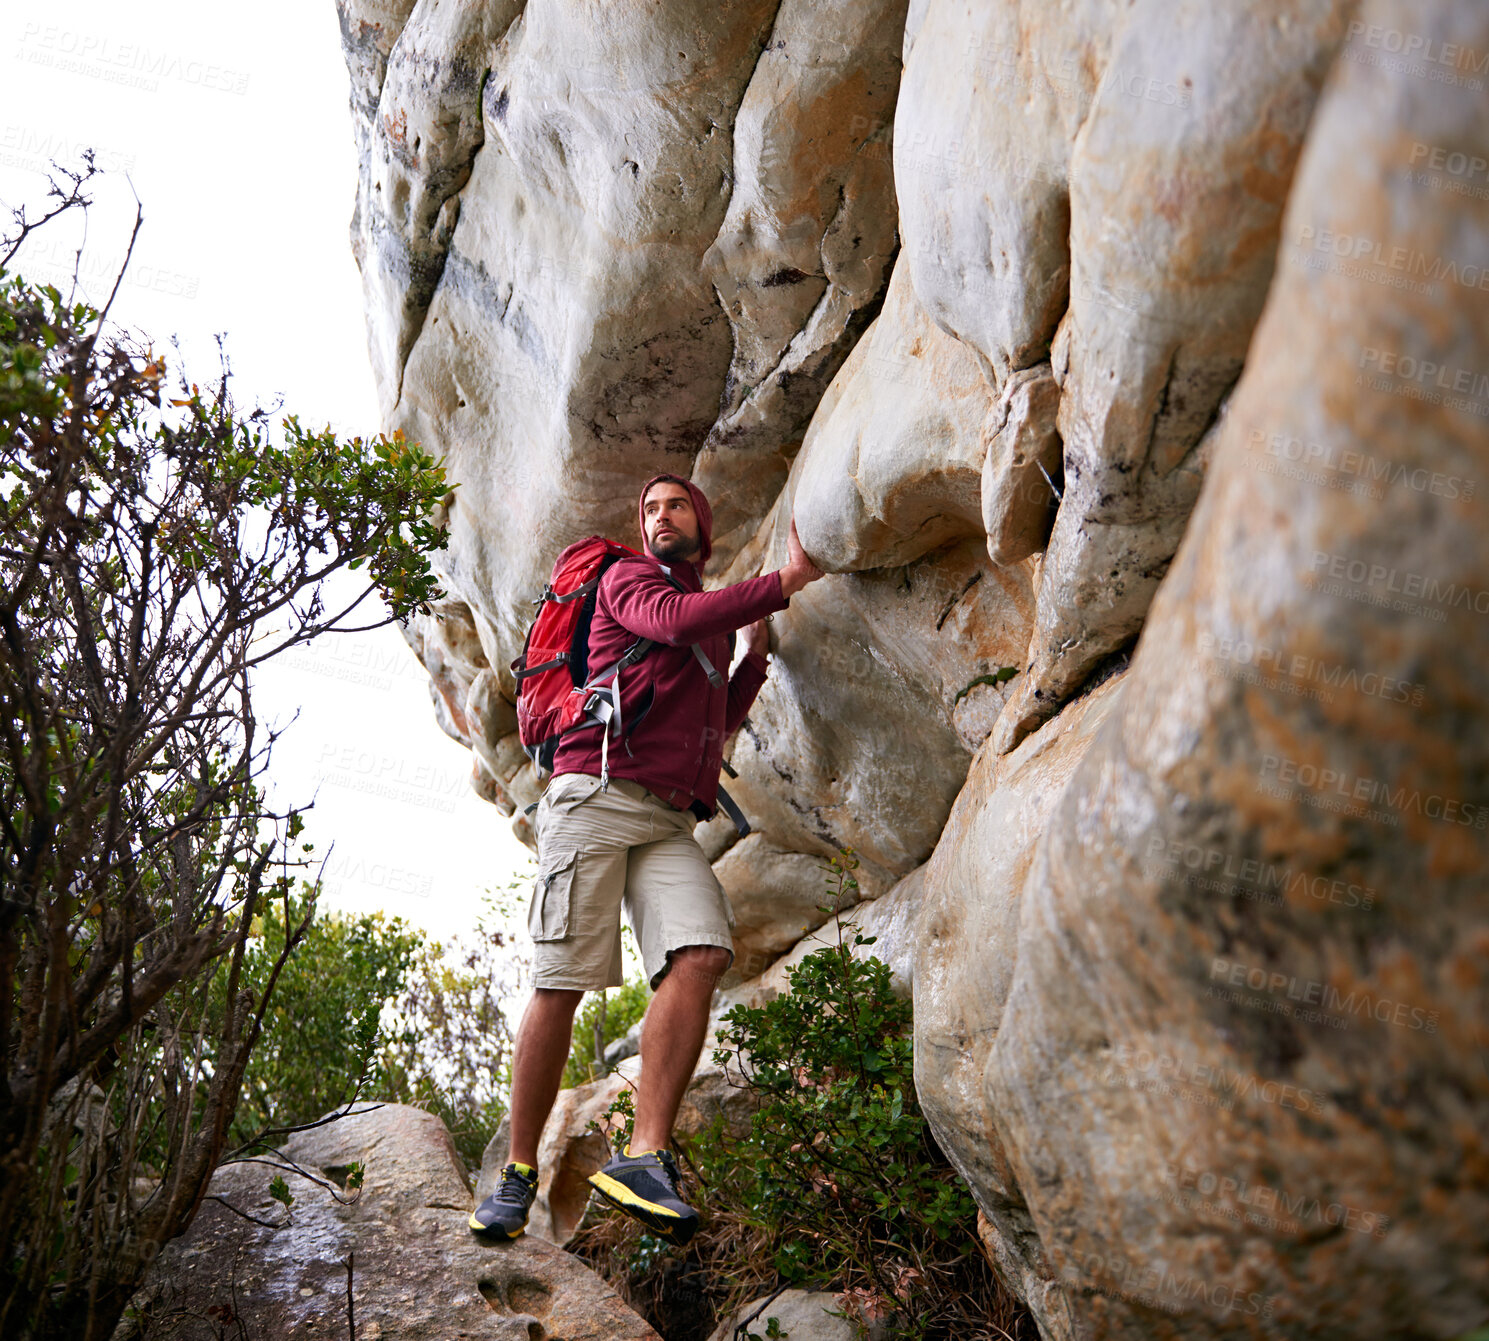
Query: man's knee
667 944 733 988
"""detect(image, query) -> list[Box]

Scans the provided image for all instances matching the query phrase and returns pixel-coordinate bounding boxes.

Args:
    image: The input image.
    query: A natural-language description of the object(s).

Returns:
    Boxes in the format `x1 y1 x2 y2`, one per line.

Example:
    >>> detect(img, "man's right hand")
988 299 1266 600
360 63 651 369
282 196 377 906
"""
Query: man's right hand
779 518 825 598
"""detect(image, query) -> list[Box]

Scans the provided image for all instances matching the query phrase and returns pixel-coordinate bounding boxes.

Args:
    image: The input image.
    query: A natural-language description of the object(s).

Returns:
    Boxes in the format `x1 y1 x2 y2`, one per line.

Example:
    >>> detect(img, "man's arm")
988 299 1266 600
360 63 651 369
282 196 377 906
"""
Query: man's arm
603 520 826 647
722 519 823 733
602 565 787 647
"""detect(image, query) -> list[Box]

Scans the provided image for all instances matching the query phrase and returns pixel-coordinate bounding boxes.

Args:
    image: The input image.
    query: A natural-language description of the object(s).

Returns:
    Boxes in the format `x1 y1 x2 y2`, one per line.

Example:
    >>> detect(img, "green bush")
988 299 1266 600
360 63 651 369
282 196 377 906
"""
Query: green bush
695 853 1016 1339
220 898 423 1148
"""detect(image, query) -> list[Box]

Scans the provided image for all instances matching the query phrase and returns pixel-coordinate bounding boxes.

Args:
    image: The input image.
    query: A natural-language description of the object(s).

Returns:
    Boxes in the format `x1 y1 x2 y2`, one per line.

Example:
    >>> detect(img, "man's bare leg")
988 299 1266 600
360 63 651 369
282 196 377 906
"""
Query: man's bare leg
631 945 732 1153
508 987 583 1168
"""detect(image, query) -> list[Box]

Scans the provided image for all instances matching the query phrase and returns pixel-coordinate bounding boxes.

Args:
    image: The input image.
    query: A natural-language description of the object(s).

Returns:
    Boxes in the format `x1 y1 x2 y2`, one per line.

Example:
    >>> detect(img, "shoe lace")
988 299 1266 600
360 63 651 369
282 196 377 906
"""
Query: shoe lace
499 1165 534 1201
652 1149 682 1196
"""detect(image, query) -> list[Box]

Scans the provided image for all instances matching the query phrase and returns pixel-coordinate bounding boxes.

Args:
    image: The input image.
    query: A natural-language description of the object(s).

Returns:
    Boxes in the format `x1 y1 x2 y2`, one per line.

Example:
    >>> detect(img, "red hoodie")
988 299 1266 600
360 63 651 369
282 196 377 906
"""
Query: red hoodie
548 474 790 817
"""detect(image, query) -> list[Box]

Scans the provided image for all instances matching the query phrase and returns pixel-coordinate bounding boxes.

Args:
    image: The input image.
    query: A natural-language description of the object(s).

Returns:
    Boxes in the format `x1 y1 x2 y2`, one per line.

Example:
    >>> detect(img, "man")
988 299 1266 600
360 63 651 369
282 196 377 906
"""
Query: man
470 474 824 1246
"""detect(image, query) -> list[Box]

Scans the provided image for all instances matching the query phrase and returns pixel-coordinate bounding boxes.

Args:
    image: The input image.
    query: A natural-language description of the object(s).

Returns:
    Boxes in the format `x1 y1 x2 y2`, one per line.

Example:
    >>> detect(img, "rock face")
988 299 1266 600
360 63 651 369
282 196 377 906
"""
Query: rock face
123 1104 657 1339
985 6 1489 1335
914 672 1127 1341
336 0 1489 1335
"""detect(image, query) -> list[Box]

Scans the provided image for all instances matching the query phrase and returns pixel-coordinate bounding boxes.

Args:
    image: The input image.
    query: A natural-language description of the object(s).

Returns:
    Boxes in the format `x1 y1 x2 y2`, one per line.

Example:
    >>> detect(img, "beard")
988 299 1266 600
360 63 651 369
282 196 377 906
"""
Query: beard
647 530 701 563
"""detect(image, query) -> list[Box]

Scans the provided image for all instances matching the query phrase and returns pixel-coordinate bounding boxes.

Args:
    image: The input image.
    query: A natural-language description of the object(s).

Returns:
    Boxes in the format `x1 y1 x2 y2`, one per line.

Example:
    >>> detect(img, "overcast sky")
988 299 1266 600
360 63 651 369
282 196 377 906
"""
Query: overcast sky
1 0 536 945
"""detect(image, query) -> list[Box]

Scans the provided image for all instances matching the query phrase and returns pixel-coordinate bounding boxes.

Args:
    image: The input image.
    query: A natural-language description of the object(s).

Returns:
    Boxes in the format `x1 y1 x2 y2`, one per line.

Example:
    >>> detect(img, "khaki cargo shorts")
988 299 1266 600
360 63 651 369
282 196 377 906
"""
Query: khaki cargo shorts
527 772 735 991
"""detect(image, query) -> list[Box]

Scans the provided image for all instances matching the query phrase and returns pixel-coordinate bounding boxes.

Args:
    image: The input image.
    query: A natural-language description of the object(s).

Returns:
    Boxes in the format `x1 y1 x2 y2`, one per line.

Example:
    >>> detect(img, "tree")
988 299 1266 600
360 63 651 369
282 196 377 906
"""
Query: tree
0 162 453 1340
221 900 423 1150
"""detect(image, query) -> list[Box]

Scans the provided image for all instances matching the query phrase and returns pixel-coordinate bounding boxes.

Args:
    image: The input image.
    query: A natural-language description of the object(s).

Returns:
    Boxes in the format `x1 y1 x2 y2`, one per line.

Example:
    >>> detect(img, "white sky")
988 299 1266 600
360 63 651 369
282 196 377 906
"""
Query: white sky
0 0 536 945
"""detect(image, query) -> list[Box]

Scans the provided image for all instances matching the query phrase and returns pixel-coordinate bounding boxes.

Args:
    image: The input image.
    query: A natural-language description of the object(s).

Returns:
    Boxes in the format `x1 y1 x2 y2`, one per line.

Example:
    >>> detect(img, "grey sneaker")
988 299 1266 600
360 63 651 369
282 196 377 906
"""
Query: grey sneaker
469 1162 539 1240
587 1146 699 1246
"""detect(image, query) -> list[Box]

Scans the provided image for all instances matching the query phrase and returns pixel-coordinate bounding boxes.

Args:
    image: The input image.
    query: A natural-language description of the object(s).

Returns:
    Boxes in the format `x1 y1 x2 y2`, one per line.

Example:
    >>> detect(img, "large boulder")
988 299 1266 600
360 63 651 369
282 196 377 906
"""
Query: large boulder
790 254 990 574
332 0 1489 1334
984 2 1489 1335
893 0 1356 749
914 673 1126 1341
121 1104 657 1339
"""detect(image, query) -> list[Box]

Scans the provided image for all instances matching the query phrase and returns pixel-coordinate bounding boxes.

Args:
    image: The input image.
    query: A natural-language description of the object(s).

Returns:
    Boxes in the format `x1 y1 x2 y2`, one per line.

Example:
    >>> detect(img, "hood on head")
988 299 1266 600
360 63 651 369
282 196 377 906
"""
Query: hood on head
638 473 712 567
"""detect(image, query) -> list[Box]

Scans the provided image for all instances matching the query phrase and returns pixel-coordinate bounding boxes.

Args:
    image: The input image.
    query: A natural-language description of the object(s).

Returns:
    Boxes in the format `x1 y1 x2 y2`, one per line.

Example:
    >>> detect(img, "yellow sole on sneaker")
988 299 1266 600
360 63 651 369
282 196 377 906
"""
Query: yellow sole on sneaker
587 1171 684 1220
468 1214 525 1240
587 1171 695 1245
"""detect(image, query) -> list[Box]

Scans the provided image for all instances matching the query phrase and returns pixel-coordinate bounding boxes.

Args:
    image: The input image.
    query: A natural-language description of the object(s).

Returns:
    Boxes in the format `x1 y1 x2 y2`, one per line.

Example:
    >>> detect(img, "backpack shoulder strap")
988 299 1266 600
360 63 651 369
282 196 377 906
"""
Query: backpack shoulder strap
714 783 751 837
653 563 726 688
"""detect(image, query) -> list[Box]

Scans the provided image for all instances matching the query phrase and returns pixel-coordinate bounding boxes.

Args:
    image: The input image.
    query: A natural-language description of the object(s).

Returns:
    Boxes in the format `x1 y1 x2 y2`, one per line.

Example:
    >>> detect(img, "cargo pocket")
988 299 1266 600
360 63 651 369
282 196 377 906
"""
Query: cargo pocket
528 851 578 942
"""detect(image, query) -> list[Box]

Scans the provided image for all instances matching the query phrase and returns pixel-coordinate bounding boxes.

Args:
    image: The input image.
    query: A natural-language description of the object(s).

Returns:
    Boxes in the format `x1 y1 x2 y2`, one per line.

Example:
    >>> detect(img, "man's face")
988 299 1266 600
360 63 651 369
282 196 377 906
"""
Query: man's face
642 481 701 562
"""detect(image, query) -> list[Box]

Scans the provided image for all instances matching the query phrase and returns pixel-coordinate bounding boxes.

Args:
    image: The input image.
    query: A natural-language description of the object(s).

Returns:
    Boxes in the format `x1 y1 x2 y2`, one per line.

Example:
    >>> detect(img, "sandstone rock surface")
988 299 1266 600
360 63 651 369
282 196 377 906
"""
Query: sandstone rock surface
723 860 923 1008
122 1104 657 1339
790 255 989 573
914 673 1126 1341
981 3 1489 1335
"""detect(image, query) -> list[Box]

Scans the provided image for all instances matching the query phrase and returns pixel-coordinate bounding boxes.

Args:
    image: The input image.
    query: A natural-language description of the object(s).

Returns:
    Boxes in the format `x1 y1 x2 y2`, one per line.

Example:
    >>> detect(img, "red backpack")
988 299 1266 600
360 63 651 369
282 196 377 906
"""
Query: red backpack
511 537 644 772
510 536 750 832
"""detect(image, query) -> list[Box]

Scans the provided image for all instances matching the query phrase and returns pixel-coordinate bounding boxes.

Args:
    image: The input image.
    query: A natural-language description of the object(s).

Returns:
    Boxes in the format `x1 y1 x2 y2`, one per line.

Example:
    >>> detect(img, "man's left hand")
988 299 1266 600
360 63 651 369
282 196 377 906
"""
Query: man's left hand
742 618 770 659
